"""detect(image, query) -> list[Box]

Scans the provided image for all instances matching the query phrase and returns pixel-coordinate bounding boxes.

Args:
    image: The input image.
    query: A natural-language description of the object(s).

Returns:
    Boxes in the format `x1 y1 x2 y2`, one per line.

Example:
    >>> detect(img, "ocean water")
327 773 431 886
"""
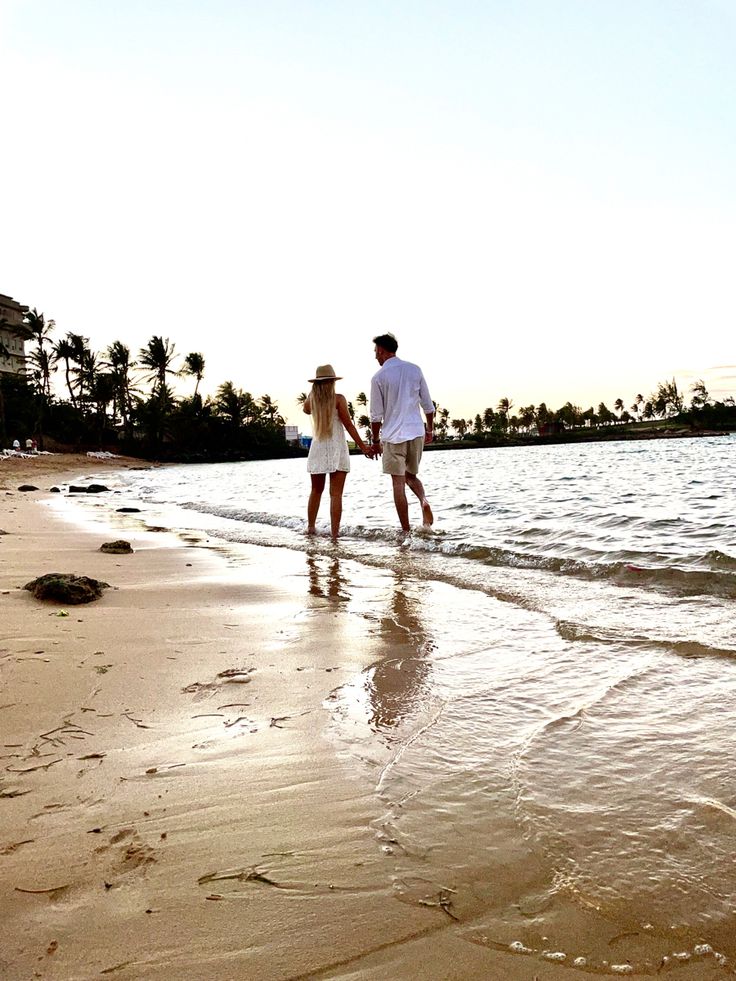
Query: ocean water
64 435 736 975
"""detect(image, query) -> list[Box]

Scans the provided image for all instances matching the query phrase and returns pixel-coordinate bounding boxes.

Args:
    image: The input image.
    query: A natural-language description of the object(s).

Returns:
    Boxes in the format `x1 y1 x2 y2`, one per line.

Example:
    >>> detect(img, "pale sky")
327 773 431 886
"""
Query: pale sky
1 0 734 423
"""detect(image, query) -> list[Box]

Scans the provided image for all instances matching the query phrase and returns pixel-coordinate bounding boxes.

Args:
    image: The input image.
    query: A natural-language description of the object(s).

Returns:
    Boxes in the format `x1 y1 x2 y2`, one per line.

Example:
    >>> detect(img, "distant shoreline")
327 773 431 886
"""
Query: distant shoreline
425 424 734 452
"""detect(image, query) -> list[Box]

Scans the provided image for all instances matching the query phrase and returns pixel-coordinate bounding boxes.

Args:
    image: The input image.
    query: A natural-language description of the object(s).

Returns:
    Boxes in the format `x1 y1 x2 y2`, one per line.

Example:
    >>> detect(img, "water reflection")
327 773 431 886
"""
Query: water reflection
367 576 435 733
306 551 349 602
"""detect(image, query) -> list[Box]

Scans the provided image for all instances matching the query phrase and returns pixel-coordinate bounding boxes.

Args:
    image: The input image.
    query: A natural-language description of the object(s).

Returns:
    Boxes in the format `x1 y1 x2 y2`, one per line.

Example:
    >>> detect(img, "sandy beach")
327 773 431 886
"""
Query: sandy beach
0 455 554 981
1 453 730 981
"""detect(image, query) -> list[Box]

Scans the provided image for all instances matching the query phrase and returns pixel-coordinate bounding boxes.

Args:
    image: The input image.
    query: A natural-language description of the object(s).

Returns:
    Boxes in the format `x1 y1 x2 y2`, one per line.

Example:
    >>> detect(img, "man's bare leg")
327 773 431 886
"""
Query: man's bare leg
391 474 411 532
406 472 433 526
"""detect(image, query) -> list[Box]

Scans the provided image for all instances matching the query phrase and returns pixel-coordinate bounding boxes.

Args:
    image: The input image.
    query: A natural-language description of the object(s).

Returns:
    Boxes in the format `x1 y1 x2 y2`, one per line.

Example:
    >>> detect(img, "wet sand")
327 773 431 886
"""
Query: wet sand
0 455 725 979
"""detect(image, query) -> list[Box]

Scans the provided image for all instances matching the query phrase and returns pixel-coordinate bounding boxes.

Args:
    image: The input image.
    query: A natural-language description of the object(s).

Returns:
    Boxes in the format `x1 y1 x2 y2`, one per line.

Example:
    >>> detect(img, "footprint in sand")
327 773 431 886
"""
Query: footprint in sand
96 828 156 879
182 668 255 699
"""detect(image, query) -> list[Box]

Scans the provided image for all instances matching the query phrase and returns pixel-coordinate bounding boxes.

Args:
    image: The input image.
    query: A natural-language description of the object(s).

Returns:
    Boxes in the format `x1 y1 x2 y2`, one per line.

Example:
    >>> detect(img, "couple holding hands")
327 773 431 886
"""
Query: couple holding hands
304 333 435 538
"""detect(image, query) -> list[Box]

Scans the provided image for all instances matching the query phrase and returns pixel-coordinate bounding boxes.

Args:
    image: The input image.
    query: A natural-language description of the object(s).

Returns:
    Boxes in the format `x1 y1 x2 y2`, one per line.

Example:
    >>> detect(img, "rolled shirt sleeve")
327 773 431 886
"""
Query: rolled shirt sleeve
370 376 384 423
418 371 433 415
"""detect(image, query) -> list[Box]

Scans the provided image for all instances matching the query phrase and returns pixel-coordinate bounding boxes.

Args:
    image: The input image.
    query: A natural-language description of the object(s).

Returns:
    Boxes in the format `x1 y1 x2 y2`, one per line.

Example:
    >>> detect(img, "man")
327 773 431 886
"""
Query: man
369 333 435 532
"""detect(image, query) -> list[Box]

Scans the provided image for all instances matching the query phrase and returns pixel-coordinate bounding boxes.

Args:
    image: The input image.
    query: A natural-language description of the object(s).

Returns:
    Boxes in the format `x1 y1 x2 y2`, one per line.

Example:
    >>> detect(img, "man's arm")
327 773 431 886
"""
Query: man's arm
370 419 382 454
369 376 384 455
424 410 435 444
418 371 434 444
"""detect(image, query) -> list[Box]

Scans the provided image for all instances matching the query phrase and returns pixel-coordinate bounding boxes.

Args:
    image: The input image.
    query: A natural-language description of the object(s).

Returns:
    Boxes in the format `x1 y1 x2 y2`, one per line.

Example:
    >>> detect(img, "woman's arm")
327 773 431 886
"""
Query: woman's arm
336 395 371 456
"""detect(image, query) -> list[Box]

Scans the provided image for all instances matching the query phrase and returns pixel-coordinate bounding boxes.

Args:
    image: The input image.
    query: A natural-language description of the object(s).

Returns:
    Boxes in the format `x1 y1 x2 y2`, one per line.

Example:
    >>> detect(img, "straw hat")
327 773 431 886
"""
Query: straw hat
308 364 342 383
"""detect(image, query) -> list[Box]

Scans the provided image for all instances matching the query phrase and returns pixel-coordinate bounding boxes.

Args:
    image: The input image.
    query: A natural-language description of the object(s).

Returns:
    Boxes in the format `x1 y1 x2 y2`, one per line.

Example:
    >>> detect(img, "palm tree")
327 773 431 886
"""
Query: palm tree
215 381 249 431
27 346 56 401
91 370 117 443
75 348 100 414
23 308 55 354
181 351 205 399
259 394 279 425
438 406 450 440
22 310 56 401
452 417 468 438
614 398 624 420
497 396 513 430
355 392 368 409
297 392 308 406
138 336 178 400
519 405 536 431
105 341 136 436
137 336 177 447
53 336 77 406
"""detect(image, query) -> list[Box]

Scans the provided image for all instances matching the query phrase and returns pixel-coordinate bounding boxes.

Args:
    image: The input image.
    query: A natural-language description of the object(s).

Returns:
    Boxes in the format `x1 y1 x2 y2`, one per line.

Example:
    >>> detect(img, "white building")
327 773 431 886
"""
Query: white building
0 294 28 377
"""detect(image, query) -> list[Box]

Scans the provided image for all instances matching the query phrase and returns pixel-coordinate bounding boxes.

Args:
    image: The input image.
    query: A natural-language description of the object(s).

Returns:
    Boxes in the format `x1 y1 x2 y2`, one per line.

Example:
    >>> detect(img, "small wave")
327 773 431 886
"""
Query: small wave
702 549 736 570
173 501 736 599
555 620 736 660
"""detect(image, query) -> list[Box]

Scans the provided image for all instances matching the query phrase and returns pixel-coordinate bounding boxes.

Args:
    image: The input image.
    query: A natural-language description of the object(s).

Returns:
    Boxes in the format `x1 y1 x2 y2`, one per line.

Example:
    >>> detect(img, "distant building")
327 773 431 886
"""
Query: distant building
0 294 28 377
284 424 300 445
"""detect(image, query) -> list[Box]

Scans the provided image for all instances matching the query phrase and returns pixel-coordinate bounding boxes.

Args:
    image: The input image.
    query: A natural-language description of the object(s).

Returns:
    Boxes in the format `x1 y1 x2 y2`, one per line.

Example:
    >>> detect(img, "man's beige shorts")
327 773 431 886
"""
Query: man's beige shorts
382 436 424 476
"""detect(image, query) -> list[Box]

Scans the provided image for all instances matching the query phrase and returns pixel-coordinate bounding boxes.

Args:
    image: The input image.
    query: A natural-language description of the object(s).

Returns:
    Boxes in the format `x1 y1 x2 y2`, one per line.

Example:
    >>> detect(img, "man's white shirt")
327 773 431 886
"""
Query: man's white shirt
370 357 434 443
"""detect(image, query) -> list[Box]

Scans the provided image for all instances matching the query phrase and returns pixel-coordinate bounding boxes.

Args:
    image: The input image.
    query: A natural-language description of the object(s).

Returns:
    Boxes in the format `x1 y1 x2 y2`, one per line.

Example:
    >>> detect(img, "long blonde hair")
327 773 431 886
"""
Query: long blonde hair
310 380 336 439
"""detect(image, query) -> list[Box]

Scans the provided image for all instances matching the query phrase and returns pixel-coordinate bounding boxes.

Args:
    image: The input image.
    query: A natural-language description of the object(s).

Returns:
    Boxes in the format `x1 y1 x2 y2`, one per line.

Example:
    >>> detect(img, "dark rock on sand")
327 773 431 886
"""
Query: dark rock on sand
49 486 61 493
24 573 110 604
116 507 142 513
100 540 133 554
18 485 39 492
68 483 110 494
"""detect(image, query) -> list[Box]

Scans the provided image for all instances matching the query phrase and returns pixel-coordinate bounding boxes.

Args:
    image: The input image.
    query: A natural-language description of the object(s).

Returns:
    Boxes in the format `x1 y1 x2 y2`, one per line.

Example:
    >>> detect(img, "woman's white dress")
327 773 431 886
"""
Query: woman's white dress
307 409 350 474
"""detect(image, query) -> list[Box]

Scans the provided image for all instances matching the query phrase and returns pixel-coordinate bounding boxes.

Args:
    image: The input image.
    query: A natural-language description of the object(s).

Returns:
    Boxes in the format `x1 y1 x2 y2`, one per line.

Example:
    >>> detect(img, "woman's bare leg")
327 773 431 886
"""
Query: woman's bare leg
308 474 326 533
329 470 347 538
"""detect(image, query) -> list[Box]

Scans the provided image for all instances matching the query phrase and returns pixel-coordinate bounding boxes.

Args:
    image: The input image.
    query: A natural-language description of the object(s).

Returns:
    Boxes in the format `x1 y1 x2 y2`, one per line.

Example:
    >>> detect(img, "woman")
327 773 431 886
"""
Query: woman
303 364 371 538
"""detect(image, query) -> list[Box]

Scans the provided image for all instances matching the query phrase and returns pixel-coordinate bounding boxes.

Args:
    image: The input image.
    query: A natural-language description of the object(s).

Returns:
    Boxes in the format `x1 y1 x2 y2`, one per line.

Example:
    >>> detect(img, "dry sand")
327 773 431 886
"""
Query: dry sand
2 455 711 980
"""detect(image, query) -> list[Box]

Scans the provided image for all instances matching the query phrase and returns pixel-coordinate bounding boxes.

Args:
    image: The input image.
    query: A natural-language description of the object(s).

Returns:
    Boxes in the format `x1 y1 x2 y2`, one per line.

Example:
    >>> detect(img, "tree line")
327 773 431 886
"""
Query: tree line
2 305 732 460
441 378 734 440
0 308 292 460
301 376 735 445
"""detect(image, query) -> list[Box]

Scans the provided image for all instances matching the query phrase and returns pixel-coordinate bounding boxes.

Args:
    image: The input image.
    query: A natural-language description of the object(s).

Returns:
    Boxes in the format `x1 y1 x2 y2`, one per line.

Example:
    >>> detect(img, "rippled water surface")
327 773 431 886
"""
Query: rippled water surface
70 436 736 975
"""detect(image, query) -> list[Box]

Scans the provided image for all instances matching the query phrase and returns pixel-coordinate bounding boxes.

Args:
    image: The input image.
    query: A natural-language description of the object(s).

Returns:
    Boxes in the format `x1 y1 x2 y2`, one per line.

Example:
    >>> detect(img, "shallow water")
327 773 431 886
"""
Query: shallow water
64 435 736 975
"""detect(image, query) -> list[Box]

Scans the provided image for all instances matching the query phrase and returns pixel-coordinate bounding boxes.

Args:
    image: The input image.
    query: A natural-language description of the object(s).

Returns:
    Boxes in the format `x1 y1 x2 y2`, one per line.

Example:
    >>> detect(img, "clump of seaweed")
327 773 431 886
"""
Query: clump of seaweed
24 573 110 604
100 541 133 554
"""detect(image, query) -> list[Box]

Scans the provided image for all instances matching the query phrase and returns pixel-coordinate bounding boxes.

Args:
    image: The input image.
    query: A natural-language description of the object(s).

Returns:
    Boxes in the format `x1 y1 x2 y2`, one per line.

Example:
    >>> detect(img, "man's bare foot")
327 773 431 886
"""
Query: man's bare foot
421 499 434 526
306 526 317 536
